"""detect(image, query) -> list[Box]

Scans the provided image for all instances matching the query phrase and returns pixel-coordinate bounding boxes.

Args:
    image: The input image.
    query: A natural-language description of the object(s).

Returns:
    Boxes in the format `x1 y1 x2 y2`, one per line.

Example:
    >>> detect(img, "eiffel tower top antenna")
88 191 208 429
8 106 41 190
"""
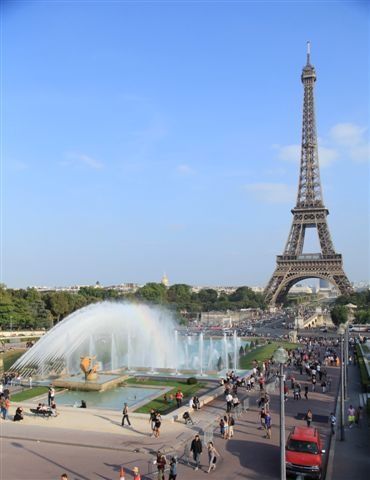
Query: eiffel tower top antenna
306 40 311 65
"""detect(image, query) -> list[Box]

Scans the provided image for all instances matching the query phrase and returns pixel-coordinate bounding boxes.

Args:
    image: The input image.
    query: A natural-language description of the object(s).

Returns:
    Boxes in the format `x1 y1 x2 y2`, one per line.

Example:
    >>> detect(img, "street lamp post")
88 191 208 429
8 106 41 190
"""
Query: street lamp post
344 324 349 398
273 346 289 480
338 324 345 441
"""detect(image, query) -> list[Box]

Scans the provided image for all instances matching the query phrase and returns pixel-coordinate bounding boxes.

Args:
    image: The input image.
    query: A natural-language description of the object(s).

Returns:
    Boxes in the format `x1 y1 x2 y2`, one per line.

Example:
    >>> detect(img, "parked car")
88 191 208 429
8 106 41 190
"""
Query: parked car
286 426 325 479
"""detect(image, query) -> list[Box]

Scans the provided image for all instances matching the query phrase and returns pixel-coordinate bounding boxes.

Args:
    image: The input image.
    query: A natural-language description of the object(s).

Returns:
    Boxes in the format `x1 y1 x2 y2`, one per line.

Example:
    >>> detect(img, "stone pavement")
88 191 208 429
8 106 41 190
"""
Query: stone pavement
328 361 370 480
1 360 343 479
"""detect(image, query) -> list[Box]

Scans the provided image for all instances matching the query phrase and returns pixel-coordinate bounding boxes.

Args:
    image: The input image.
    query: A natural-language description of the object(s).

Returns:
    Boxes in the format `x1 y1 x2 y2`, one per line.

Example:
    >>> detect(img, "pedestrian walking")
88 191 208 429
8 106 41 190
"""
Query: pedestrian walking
228 414 235 438
304 385 309 400
168 456 177 480
305 409 313 427
206 442 220 473
264 411 272 439
259 408 266 430
190 434 203 471
121 403 131 426
149 408 156 435
347 405 355 428
156 452 166 480
154 412 162 438
311 376 316 392
219 417 225 438
321 380 327 393
223 415 229 439
225 392 233 413
1 396 10 420
329 413 336 435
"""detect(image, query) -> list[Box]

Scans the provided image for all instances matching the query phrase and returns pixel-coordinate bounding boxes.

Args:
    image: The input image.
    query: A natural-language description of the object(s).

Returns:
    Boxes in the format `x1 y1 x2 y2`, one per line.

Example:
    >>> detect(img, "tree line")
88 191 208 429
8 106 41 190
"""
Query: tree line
0 284 266 330
330 290 370 325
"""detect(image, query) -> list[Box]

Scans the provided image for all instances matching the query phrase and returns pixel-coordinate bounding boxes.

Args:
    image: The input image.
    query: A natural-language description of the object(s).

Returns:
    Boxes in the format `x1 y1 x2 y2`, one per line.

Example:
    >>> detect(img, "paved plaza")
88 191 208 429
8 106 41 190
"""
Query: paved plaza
3 358 366 480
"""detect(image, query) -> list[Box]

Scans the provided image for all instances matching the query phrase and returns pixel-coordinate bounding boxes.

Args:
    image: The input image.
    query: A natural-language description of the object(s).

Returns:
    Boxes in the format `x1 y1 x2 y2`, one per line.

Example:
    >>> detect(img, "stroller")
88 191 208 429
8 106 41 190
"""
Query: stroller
182 411 194 425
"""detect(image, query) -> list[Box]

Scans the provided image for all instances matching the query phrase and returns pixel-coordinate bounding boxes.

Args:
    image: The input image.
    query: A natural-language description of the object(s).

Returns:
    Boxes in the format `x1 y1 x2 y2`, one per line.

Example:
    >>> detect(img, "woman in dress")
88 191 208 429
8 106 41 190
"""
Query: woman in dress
207 442 220 473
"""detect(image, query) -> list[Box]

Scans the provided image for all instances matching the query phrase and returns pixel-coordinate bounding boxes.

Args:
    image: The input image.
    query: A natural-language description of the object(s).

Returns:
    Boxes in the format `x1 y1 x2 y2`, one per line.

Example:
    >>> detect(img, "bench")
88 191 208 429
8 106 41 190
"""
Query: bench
30 408 53 418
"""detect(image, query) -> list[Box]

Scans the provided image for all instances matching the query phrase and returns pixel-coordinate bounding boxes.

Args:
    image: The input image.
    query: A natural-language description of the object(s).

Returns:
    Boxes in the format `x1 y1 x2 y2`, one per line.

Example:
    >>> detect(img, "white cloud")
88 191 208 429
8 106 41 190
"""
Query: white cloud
177 164 195 175
349 144 370 162
318 146 338 167
62 152 104 169
329 123 366 147
329 123 369 163
277 144 300 163
245 182 296 204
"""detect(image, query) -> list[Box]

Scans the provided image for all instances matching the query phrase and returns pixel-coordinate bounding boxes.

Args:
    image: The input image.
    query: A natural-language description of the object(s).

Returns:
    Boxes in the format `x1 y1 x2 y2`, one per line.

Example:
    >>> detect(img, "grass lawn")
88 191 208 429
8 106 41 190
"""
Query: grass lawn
125 378 206 414
239 341 299 369
11 386 49 402
1 349 24 371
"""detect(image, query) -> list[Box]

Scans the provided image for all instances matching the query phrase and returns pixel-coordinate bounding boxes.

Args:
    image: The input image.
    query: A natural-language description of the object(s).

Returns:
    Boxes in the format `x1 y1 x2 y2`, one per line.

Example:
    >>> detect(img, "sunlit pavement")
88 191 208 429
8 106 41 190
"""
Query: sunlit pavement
2 364 342 480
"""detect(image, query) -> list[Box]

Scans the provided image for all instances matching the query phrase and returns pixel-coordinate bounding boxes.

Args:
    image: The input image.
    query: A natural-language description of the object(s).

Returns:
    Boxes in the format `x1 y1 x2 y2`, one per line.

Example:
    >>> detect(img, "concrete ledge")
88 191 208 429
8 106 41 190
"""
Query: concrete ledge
171 386 224 423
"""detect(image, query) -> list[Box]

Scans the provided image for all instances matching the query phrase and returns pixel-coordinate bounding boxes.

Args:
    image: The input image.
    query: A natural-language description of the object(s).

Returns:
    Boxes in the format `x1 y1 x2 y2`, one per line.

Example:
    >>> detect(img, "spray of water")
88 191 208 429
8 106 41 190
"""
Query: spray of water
11 301 244 377
11 302 178 376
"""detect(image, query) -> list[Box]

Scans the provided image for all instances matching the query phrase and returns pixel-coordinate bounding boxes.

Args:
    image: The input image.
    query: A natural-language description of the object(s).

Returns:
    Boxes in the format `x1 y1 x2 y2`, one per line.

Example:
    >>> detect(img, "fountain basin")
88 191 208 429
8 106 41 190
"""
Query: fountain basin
54 373 129 392
39 385 166 410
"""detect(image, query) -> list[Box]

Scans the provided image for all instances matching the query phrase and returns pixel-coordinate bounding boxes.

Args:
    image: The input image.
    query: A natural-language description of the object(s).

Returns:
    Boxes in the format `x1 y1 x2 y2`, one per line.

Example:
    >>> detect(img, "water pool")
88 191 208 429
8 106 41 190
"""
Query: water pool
41 386 164 410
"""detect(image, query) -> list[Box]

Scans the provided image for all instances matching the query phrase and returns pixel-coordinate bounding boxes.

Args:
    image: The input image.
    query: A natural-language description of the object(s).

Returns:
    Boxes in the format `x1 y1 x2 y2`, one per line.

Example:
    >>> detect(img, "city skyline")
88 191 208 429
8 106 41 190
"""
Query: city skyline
2 1 369 289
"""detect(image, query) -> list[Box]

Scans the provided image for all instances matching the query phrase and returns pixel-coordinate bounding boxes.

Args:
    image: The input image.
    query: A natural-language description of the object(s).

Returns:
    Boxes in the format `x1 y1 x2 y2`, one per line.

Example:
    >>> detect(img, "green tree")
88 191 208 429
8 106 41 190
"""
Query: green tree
167 284 191 303
44 291 73 324
0 287 15 329
197 289 218 311
136 283 167 303
330 305 348 325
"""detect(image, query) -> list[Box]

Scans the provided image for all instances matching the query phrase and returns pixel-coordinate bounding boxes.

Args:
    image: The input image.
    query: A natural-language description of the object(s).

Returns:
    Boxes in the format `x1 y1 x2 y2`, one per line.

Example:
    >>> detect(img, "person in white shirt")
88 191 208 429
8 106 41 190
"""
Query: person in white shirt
226 393 233 412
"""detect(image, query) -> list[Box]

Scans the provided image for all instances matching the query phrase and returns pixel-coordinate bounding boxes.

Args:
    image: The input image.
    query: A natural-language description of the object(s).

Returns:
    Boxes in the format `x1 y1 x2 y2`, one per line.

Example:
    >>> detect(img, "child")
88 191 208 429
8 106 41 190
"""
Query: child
169 456 177 480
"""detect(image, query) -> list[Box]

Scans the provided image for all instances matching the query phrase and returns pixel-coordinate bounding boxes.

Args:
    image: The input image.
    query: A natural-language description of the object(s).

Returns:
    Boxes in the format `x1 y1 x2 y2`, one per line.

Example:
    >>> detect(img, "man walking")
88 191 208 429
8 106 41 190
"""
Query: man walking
329 412 336 435
225 392 233 413
190 434 203 471
121 403 131 427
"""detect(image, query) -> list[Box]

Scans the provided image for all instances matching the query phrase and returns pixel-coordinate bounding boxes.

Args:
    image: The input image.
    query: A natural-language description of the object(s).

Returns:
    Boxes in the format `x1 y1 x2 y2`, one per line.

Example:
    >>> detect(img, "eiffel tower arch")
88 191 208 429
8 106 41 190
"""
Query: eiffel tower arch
264 43 353 306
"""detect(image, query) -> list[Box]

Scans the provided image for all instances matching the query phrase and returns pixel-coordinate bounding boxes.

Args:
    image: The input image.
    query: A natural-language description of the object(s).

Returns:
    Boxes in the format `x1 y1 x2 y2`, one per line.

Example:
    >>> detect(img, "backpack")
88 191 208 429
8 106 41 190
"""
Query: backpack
230 417 235 426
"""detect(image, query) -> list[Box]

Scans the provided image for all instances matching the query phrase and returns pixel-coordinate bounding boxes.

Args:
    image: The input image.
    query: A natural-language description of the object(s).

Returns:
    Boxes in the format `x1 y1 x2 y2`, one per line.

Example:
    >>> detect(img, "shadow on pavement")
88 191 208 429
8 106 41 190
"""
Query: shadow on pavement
10 441 90 480
226 439 279 478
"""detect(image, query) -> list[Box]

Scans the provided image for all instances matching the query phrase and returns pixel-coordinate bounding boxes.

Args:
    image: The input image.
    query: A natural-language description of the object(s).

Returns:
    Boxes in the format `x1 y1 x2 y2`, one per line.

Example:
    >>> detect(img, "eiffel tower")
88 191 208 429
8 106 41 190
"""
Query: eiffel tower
264 43 353 306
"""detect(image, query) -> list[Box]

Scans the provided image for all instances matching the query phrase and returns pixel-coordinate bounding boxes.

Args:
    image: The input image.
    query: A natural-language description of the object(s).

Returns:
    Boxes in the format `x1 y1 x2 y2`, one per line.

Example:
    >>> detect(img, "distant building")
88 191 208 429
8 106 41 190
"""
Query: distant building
161 273 169 287
289 284 313 295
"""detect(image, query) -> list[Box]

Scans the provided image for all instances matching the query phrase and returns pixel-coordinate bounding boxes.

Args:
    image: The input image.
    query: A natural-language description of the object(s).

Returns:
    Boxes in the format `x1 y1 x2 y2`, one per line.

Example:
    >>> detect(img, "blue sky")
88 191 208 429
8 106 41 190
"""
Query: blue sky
1 0 369 288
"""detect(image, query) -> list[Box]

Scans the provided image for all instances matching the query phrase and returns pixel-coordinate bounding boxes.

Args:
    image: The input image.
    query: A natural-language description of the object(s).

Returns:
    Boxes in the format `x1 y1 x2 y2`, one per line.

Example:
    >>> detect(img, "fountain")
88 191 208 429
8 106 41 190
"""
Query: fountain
223 332 229 371
199 332 204 376
11 302 249 385
233 330 238 370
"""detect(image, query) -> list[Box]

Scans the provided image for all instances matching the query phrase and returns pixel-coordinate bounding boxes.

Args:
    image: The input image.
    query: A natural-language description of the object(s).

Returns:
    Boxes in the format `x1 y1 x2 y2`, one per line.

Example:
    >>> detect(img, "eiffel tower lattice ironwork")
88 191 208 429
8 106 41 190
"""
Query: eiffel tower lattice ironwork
264 43 353 306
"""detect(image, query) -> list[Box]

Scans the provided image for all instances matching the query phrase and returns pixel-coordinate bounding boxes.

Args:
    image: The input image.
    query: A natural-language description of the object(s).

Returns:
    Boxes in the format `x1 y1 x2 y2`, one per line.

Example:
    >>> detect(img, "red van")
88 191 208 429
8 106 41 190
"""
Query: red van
286 426 325 479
